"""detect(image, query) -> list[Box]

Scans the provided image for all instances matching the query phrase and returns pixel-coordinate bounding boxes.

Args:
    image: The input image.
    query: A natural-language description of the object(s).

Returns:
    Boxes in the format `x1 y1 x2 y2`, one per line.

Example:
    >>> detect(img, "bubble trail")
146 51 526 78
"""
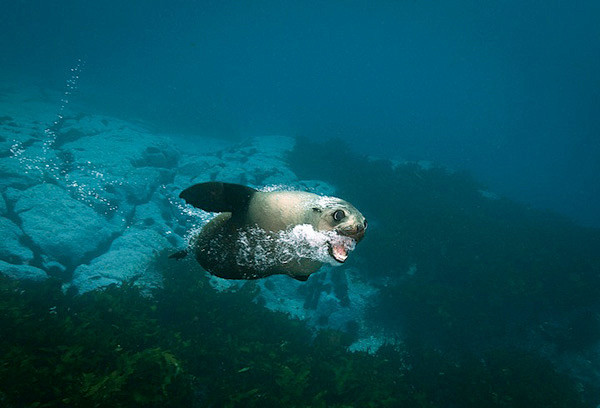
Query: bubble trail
43 59 85 155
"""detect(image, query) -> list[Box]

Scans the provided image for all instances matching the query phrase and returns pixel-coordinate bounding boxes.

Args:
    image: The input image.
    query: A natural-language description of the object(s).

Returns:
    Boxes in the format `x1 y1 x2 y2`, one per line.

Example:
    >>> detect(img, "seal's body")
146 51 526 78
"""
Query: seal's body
176 182 366 281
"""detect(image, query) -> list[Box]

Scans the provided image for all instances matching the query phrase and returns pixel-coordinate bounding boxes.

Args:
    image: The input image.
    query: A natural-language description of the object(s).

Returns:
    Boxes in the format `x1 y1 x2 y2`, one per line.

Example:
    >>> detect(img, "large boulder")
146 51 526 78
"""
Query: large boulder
130 198 184 248
61 121 170 172
71 228 171 293
58 121 175 218
13 183 117 267
211 136 297 186
0 91 68 191
173 136 297 189
0 260 47 281
0 193 6 216
0 217 34 264
0 156 45 191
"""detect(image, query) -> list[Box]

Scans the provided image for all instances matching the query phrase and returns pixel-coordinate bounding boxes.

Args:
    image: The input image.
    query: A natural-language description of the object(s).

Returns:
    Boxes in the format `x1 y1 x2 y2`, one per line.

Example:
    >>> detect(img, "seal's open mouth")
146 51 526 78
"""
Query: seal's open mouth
327 230 359 263
329 241 350 263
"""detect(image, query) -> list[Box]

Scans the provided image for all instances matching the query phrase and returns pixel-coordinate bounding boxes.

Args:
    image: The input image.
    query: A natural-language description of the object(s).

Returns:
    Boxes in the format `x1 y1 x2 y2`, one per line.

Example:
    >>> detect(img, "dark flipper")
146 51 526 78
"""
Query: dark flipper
179 182 257 213
291 274 310 282
169 249 189 260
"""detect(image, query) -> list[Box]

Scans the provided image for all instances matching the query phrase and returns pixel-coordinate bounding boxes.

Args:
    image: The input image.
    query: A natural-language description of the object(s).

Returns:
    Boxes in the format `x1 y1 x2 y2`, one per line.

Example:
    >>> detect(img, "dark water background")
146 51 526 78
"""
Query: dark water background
2 0 599 227
2 2 600 406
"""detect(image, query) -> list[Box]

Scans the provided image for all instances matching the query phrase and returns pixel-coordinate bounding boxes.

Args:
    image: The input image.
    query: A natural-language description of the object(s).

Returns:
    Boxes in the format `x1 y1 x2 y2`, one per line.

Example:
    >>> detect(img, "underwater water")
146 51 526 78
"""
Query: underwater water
1 1 600 407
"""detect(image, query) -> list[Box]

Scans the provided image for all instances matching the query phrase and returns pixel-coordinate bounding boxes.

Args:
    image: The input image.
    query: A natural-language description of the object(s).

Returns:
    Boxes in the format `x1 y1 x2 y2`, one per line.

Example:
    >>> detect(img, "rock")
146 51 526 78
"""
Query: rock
255 275 310 320
41 258 68 280
59 125 172 213
255 267 379 346
479 189 499 200
0 156 44 191
0 260 47 281
0 217 34 264
294 180 337 196
132 201 167 229
244 136 295 157
120 167 165 204
131 198 183 248
132 145 180 168
3 187 22 204
61 126 166 171
232 155 297 186
71 228 171 293
0 83 62 127
55 113 114 144
172 136 298 189
173 155 221 189
0 193 6 215
212 164 253 185
14 183 116 267
348 335 392 354
177 155 222 178
160 182 213 241
189 136 299 187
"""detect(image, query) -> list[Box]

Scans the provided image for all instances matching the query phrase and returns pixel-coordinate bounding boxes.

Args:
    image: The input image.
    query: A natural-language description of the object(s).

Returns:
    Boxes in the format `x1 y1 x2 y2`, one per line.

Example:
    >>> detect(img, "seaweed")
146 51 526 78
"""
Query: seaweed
288 137 600 404
0 277 192 407
289 138 600 347
0 255 591 408
0 135 596 406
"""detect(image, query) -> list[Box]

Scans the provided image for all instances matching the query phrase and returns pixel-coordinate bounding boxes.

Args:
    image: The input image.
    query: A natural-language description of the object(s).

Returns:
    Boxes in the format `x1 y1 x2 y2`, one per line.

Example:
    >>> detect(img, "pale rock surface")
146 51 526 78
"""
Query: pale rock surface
0 193 6 216
71 227 171 293
0 260 47 281
0 87 387 350
0 217 34 264
13 183 116 267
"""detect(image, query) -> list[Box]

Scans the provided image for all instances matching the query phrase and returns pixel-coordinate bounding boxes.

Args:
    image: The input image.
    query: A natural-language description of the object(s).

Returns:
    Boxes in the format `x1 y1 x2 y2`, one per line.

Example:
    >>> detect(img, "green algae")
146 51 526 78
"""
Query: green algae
0 138 597 406
0 267 589 407
289 138 600 406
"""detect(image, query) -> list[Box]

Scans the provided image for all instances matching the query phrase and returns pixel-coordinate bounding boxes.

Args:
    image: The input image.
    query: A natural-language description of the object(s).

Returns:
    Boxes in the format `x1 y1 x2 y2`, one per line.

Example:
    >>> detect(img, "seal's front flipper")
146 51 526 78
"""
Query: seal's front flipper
291 274 309 282
169 249 189 260
180 182 257 213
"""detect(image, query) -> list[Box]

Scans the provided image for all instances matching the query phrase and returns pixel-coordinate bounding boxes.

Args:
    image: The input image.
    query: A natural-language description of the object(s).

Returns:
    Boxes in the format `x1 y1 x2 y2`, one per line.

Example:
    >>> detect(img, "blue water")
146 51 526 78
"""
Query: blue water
2 2 600 406
2 0 599 227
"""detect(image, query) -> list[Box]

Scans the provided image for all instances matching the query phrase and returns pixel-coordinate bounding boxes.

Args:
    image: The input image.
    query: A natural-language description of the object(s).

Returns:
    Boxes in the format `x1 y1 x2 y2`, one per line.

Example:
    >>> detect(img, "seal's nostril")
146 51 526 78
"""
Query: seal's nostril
363 219 368 230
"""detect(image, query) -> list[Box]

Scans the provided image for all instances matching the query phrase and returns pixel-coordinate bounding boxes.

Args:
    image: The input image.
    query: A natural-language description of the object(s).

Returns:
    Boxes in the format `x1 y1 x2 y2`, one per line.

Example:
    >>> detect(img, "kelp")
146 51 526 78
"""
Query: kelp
289 137 600 404
1 139 597 406
289 138 600 346
0 255 590 407
0 277 192 408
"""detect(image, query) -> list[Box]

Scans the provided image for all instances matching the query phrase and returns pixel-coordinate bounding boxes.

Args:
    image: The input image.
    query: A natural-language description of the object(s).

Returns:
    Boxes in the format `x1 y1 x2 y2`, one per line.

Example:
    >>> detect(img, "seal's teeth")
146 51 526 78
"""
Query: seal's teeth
331 242 349 263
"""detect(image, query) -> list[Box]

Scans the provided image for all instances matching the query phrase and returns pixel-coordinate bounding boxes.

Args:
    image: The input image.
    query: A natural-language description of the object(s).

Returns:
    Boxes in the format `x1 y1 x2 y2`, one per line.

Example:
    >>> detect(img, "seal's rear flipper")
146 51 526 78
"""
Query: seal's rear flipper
169 249 189 260
180 182 257 213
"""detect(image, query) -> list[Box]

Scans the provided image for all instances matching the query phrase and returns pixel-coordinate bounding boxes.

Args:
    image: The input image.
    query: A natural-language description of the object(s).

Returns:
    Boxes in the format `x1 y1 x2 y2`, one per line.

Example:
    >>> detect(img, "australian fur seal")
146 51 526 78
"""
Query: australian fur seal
172 182 367 281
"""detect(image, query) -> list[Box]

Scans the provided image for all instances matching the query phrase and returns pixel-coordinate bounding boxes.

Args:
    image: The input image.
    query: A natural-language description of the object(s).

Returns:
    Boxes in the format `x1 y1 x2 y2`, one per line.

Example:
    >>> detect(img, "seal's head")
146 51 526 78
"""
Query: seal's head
311 196 367 263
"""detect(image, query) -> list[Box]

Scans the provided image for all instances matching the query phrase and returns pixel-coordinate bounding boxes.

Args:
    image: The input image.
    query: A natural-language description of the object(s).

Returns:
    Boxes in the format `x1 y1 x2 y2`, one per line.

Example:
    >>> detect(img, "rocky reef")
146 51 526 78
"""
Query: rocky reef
0 85 372 348
1 84 600 407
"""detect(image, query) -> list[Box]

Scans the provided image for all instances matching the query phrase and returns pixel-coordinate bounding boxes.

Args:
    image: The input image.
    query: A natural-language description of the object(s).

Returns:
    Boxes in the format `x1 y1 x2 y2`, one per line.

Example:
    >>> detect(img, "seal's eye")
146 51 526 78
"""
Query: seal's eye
332 210 345 222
